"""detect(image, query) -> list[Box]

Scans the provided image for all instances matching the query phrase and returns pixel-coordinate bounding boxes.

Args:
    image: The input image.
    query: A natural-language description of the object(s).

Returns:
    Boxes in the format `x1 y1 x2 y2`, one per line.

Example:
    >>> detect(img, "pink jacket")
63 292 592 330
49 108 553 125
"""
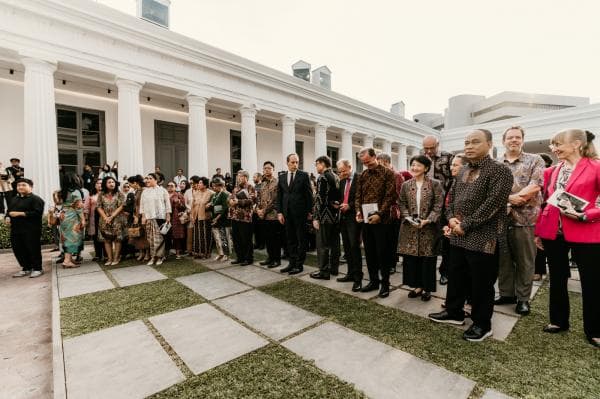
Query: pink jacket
535 158 600 243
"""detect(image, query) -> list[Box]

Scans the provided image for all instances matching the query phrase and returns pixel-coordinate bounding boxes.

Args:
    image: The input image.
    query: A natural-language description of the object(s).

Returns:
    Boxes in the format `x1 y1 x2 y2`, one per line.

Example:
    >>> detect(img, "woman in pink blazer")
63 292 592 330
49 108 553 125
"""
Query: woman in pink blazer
534 129 600 348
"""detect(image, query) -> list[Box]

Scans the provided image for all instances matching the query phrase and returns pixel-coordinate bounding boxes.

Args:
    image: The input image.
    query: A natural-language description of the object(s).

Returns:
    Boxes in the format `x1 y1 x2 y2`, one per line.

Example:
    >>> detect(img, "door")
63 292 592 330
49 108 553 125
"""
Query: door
154 120 188 182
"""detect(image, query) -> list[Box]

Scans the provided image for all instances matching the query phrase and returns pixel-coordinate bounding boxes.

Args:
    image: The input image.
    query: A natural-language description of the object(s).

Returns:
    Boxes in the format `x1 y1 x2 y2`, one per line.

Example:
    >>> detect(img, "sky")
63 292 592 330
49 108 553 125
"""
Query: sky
99 0 600 119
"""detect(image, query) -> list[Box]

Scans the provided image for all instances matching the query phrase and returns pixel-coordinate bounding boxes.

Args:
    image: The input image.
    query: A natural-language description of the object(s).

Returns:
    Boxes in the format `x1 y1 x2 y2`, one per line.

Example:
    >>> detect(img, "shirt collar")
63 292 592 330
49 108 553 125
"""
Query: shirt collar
467 155 491 169
502 151 525 164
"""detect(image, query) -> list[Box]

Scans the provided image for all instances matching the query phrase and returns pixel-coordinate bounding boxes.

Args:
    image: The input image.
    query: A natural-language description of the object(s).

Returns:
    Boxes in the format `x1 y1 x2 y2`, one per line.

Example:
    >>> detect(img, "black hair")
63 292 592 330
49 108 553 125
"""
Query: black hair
101 176 119 194
263 161 275 168
286 153 299 163
538 153 553 168
179 180 191 193
315 155 332 168
146 173 158 181
475 129 493 142
190 175 201 184
127 174 145 186
409 154 432 172
60 172 82 202
199 176 210 187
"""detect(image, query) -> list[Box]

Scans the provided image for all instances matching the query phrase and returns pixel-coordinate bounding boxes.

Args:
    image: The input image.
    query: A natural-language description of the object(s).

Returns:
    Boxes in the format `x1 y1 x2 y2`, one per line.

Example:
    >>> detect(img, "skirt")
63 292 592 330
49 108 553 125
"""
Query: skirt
192 219 212 257
146 219 166 258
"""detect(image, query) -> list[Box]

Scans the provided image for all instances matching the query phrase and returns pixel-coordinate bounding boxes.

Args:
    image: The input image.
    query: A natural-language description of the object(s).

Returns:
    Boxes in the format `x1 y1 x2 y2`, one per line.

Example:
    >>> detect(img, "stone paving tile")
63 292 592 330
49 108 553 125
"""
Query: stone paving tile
56 261 103 278
481 388 514 399
149 304 268 375
108 265 168 287
298 274 377 300
485 312 519 342
376 288 448 319
570 270 580 281
199 258 233 270
176 271 251 300
219 265 288 287
58 271 115 298
214 290 323 340
567 279 581 293
283 322 475 399
63 320 184 399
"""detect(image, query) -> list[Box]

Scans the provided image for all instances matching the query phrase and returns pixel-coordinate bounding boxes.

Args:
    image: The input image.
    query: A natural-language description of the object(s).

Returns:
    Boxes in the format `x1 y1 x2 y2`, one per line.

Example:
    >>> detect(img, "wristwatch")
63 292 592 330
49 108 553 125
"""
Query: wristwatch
578 213 587 222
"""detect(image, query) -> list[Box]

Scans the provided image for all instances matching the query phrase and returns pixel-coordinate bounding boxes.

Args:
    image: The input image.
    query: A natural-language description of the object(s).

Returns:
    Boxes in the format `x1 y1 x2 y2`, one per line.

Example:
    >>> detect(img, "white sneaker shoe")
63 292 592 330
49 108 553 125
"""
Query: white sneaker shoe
13 270 31 277
30 270 44 278
155 257 165 266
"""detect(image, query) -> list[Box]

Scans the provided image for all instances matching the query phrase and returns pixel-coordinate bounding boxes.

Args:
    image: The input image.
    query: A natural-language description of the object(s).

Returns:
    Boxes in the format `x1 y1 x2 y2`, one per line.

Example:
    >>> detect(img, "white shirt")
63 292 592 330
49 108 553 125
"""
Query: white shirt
140 186 171 220
416 180 423 218
173 175 187 189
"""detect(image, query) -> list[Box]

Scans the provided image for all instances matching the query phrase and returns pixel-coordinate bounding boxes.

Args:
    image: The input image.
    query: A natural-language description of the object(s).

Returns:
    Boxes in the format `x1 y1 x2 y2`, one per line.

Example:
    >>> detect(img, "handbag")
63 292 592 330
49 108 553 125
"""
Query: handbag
160 221 171 235
127 224 144 238
179 210 190 225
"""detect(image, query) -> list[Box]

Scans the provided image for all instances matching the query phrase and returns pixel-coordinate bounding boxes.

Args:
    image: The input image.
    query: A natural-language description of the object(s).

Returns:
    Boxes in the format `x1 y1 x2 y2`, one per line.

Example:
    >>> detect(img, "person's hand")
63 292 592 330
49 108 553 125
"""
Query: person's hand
141 216 146 225
448 217 460 228
8 211 22 218
356 212 363 223
312 220 320 230
4 217 10 226
367 214 381 224
452 223 465 236
133 216 139 224
418 219 430 229
443 225 452 238
534 236 544 250
561 209 582 220
277 213 285 225
340 203 349 213
508 194 527 206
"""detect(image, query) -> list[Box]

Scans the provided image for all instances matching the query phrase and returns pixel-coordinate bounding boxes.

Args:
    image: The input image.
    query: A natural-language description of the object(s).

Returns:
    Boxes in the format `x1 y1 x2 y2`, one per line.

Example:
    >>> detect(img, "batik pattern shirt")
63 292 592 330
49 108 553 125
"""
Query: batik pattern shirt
423 150 454 192
256 176 279 221
355 164 398 224
501 152 545 227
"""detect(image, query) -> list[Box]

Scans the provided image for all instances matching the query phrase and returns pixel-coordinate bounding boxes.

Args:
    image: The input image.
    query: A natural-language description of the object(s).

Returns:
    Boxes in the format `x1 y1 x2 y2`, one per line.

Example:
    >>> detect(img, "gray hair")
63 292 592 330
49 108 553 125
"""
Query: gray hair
237 169 250 179
375 153 391 163
336 159 352 168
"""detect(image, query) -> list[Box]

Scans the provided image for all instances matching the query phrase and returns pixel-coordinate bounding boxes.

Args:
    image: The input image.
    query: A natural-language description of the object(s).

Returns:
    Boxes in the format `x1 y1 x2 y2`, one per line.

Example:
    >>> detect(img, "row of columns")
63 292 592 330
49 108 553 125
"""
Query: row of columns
20 56 415 206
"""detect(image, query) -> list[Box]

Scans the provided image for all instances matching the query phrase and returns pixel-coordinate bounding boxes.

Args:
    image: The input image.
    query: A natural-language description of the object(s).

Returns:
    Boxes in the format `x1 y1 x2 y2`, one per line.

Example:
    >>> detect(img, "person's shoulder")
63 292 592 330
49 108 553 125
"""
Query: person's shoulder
440 150 454 158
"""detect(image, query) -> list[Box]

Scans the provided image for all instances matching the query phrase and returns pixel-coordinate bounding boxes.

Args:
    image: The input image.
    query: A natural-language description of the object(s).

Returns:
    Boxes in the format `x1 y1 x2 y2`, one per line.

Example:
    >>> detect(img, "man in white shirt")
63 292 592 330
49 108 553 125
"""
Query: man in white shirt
173 168 187 191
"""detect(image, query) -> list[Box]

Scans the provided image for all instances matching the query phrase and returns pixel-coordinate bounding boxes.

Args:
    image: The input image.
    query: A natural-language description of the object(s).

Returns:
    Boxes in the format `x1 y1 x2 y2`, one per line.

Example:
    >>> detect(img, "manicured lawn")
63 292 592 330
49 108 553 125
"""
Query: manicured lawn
60 279 204 338
148 344 366 399
100 256 210 279
261 279 600 399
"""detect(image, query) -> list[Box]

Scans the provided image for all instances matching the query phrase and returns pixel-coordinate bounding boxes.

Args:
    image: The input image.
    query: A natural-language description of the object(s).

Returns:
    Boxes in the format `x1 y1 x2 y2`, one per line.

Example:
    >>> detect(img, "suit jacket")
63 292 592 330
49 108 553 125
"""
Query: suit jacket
339 174 358 219
276 170 313 219
535 158 600 243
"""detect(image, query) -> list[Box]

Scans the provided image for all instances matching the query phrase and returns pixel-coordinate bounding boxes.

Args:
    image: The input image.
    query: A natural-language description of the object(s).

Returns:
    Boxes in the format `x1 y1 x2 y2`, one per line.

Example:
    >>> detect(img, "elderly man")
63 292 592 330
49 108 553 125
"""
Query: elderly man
256 161 281 267
428 129 513 342
495 126 545 315
6 178 45 278
335 159 363 291
355 147 398 298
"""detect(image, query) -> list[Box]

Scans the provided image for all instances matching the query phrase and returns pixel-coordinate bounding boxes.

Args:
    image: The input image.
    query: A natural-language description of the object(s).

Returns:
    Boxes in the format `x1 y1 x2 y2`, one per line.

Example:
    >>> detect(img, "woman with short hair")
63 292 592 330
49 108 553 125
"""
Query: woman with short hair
190 176 214 259
535 129 600 348
140 173 171 265
97 176 127 266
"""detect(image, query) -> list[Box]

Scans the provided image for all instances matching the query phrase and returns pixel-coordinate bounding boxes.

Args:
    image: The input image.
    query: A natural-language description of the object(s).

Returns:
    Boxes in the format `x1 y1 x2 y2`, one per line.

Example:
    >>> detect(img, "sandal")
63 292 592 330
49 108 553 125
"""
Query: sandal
104 260 113 266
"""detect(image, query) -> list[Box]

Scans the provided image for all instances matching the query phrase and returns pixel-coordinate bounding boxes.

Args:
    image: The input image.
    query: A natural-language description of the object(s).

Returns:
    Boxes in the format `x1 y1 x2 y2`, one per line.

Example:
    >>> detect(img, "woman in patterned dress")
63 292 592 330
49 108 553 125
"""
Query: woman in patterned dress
140 173 171 265
127 175 150 262
97 176 127 266
190 176 214 259
167 181 187 259
59 172 85 268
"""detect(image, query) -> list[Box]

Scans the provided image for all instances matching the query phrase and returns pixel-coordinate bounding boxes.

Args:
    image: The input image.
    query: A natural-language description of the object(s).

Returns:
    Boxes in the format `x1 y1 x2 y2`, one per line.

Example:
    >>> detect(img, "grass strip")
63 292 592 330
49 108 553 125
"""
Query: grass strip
148 344 366 399
261 279 600 399
60 279 204 338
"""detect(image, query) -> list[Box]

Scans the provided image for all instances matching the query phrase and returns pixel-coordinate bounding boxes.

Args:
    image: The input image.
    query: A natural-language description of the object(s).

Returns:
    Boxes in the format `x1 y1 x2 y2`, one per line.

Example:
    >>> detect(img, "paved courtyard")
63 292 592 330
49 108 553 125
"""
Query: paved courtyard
1 247 596 398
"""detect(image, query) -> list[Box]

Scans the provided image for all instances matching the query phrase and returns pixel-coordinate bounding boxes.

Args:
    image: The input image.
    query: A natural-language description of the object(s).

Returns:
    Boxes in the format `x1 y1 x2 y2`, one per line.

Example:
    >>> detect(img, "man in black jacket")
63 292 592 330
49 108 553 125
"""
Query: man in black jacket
335 159 363 291
6 178 45 278
276 153 313 274
310 155 341 280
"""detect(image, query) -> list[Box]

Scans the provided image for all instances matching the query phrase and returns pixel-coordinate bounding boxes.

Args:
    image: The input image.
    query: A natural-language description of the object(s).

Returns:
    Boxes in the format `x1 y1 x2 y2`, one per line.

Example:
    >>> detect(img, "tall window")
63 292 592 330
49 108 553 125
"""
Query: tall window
295 141 304 170
327 146 339 171
230 130 242 175
56 105 105 175
355 152 363 173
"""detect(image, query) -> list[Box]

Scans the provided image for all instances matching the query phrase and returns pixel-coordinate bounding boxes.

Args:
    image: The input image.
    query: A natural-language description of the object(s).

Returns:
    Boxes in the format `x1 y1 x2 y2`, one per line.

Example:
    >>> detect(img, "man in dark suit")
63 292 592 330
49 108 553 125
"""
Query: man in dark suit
276 153 313 274
335 159 363 291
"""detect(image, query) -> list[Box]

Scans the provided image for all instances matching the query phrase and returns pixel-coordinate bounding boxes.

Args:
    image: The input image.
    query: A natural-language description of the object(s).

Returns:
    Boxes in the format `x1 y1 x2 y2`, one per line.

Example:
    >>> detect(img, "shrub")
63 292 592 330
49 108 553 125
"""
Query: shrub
0 219 55 249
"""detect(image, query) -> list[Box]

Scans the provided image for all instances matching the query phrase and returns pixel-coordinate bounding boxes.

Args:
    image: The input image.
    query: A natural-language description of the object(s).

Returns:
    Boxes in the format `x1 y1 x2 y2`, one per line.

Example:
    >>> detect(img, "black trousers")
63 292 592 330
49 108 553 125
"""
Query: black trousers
0 191 7 214
543 237 600 339
316 222 340 274
11 231 43 271
446 245 499 331
439 236 451 277
340 216 363 283
388 220 401 270
534 248 547 275
362 223 391 287
232 221 253 262
402 255 437 292
285 214 307 268
252 213 265 248
262 219 282 262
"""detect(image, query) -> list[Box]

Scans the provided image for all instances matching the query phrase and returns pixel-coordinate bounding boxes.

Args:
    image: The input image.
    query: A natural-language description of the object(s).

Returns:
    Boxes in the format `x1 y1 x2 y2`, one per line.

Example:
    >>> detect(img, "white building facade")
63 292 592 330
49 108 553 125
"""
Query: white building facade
0 0 437 205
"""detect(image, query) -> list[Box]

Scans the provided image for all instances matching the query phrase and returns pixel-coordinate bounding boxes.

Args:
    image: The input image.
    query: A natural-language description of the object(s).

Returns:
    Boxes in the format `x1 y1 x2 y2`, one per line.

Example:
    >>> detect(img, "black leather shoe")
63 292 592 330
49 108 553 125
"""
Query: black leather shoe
336 275 353 283
408 289 422 298
378 286 390 298
439 275 448 285
310 271 330 280
288 267 303 275
280 265 293 273
259 259 273 266
351 282 362 292
494 296 517 305
421 292 432 301
331 270 339 276
515 301 530 315
463 325 492 342
360 282 379 292
267 261 281 268
230 259 242 265
240 261 253 266
543 324 568 334
428 310 465 325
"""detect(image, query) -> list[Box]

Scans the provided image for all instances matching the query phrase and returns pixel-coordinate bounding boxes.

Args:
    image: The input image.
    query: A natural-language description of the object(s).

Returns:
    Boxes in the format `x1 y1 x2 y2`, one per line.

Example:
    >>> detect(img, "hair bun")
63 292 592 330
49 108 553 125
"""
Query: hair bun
585 130 595 142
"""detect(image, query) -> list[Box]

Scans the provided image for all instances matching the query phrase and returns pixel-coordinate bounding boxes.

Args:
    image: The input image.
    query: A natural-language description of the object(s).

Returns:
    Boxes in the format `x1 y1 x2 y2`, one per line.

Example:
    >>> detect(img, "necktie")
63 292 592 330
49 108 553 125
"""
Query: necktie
343 178 351 205
289 172 295 187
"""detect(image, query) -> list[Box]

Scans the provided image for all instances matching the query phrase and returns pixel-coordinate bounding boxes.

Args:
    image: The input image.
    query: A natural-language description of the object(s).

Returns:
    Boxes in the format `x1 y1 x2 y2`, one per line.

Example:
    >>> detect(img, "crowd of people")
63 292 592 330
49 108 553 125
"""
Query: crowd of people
3 126 599 348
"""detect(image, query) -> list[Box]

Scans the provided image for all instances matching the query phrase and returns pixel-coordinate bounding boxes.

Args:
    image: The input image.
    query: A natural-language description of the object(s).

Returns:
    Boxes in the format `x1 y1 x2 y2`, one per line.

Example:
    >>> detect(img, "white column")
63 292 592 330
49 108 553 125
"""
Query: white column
116 79 144 179
187 94 209 177
363 134 374 149
281 116 296 169
341 130 353 163
240 105 258 174
397 144 408 171
314 123 328 159
382 139 392 154
22 57 59 206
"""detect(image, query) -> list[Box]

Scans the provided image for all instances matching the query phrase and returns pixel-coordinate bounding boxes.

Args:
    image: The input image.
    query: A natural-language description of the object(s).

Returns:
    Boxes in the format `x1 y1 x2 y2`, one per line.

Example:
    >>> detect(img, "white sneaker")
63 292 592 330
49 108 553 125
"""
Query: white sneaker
146 258 156 266
155 257 165 266
30 270 44 278
13 270 31 277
